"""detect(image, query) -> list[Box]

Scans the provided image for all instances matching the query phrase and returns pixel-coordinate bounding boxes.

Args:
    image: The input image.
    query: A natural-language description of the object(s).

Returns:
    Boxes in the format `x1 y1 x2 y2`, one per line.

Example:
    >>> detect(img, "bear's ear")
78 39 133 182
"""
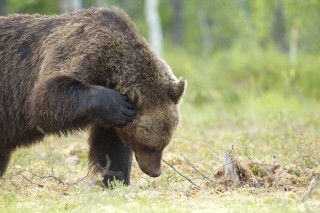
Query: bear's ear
169 79 186 104
127 88 143 108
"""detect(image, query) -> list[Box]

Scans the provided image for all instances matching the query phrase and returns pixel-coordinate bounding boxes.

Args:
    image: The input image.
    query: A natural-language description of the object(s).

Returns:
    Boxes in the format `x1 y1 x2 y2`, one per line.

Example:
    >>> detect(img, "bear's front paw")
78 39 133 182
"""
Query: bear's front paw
92 87 136 128
105 90 136 127
102 170 129 189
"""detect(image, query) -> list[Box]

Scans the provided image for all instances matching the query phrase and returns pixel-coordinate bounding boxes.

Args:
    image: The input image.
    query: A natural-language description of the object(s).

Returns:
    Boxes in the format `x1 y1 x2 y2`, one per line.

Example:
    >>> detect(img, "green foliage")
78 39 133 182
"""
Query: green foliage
7 0 59 14
5 0 320 52
166 45 320 102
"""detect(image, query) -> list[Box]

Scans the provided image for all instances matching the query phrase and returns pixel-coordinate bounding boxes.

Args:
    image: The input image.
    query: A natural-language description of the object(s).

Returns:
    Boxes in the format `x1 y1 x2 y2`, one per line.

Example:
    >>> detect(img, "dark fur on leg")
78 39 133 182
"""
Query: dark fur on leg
89 125 132 188
0 151 12 177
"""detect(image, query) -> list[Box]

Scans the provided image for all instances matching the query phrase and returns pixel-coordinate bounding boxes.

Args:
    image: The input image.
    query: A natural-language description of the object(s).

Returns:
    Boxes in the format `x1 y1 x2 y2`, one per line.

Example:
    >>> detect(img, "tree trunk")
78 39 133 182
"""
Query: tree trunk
0 0 6 16
197 9 213 55
289 25 299 65
272 0 288 52
171 0 184 46
145 0 163 55
59 0 83 13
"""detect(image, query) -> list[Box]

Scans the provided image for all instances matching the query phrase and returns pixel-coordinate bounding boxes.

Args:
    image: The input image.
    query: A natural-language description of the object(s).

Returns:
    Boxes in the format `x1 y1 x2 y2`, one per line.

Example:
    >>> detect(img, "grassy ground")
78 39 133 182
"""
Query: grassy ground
0 92 319 213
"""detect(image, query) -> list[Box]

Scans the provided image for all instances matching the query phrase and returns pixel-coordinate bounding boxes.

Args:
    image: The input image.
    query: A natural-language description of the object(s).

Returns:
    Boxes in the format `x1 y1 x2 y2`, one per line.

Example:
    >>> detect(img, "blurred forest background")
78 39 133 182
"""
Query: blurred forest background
1 0 320 125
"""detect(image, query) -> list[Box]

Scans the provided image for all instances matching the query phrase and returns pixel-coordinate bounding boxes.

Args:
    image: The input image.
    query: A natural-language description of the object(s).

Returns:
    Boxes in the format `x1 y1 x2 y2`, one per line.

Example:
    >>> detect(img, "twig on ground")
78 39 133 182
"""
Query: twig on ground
301 177 319 202
44 174 69 185
21 175 44 188
162 159 199 188
180 154 215 184
41 172 90 186
164 173 174 183
242 142 254 164
24 168 90 187
71 172 91 185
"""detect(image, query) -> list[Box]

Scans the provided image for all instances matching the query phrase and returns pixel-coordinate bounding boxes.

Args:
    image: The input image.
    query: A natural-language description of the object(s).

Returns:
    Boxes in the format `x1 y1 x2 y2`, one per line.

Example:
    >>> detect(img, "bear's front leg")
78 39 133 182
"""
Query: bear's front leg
27 74 135 134
89 125 132 188
0 150 12 177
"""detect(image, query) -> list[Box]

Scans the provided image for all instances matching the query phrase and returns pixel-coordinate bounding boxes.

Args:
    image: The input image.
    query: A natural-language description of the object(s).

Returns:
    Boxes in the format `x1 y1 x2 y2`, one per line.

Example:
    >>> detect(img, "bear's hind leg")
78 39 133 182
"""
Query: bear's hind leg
89 125 132 188
0 151 12 177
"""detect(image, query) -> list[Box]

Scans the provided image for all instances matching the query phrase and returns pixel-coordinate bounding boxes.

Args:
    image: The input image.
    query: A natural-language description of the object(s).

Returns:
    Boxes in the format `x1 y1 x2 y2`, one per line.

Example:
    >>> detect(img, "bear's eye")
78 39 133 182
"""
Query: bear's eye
141 145 157 152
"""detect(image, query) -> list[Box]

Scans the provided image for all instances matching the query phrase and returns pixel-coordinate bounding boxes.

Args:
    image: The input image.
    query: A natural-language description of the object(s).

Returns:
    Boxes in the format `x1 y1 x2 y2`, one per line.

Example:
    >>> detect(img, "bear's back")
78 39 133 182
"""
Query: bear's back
0 8 142 145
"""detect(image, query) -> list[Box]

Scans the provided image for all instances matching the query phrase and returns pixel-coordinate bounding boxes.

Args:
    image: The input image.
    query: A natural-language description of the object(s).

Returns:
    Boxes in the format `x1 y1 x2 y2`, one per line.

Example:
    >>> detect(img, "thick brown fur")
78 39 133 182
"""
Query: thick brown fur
0 7 185 186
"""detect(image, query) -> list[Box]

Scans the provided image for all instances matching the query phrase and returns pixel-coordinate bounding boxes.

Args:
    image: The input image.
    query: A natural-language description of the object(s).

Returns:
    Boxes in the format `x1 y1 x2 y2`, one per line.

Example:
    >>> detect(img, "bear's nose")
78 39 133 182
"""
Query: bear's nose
147 168 162 177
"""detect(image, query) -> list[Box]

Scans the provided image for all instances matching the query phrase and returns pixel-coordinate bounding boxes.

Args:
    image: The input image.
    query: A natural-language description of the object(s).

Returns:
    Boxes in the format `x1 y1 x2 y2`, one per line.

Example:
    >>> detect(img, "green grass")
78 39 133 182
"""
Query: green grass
1 49 320 212
1 98 319 212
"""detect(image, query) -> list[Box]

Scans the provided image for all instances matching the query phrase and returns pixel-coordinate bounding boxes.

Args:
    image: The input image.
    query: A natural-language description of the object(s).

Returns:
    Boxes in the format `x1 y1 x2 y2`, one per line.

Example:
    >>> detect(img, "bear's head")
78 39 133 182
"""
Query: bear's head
116 77 186 177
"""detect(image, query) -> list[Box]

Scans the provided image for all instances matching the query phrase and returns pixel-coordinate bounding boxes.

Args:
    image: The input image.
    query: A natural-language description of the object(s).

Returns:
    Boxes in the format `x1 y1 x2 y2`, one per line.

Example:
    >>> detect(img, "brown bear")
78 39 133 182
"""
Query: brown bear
0 7 185 187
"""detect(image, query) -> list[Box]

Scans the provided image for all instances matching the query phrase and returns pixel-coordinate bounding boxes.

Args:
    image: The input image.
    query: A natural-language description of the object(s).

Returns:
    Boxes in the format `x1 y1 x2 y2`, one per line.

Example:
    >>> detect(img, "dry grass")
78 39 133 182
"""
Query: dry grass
1 108 320 212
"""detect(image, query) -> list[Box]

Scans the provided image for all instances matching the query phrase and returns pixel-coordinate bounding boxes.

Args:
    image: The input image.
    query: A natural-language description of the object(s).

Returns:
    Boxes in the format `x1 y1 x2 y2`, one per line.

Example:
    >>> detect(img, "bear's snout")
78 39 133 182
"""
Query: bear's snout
138 163 162 177
146 167 162 177
134 149 163 177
